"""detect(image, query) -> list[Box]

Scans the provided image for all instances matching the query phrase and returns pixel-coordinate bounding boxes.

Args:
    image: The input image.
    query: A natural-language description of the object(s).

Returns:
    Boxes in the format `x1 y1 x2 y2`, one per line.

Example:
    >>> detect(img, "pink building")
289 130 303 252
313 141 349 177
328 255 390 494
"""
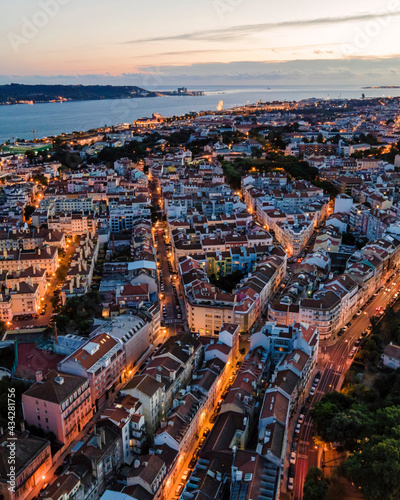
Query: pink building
22 370 93 446
58 332 125 408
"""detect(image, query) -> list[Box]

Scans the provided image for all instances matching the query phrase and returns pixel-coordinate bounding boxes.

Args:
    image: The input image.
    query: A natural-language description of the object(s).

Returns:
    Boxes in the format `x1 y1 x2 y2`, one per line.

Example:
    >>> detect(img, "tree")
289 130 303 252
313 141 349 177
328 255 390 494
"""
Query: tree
24 204 36 221
303 467 329 500
0 320 7 336
323 405 374 451
345 438 400 500
317 133 324 144
312 391 355 443
32 174 48 186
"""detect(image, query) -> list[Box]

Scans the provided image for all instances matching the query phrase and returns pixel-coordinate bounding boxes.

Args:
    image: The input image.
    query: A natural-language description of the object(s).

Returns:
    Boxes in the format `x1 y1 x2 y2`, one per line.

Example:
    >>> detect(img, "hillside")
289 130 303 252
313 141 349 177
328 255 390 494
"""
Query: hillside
0 83 156 104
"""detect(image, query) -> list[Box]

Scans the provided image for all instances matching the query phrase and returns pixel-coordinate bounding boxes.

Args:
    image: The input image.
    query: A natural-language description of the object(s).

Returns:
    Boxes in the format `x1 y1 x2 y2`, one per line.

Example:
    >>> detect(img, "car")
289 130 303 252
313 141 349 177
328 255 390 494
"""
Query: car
199 437 206 447
210 413 218 423
348 351 355 359
362 330 368 337
290 451 297 465
313 377 319 388
55 464 64 475
338 329 344 336
177 314 182 319
356 310 362 316
306 394 313 403
292 440 298 452
294 423 301 434
288 464 295 479
175 483 184 496
298 413 305 424
62 454 70 465
188 457 197 469
288 477 294 490
182 469 191 481
194 446 201 457
354 338 361 346
343 325 349 331
203 427 210 437
310 387 315 396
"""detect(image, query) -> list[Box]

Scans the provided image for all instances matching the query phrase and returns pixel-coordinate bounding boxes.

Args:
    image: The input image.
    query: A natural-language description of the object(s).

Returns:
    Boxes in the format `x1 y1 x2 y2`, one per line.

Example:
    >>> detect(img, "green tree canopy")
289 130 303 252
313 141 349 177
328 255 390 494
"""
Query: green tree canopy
345 438 400 500
303 467 329 500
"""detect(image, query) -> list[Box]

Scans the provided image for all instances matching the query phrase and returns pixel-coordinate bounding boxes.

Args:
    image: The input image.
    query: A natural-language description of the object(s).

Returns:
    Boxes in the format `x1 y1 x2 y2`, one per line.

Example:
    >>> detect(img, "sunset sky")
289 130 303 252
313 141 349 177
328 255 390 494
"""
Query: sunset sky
1 0 400 86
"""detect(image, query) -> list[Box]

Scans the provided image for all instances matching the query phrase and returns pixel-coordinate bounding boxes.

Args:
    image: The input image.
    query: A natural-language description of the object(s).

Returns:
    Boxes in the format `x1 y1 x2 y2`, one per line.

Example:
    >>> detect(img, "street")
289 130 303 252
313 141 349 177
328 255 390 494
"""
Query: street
292 269 400 500
9 239 77 330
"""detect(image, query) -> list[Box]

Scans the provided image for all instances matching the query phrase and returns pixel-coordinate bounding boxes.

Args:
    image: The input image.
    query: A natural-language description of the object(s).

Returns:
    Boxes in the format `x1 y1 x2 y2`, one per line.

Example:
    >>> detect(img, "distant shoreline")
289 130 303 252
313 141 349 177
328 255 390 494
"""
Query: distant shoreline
363 86 400 89
0 83 204 106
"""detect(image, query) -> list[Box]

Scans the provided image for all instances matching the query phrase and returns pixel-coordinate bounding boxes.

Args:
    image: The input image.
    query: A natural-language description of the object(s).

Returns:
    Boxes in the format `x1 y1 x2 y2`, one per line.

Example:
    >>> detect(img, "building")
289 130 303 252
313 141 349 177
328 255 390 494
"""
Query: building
22 370 93 447
382 343 400 369
0 431 52 500
58 332 125 409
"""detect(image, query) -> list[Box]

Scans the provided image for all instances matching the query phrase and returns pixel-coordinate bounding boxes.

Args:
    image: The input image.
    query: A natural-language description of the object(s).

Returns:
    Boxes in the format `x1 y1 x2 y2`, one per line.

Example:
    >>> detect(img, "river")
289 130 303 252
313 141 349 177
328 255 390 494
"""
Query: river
1 84 400 143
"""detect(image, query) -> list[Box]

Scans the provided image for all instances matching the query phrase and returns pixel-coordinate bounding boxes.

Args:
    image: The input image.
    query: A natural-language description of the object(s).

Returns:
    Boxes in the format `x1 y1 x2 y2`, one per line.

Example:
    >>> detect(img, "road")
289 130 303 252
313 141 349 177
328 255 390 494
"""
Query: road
9 239 77 330
155 224 187 337
292 269 400 500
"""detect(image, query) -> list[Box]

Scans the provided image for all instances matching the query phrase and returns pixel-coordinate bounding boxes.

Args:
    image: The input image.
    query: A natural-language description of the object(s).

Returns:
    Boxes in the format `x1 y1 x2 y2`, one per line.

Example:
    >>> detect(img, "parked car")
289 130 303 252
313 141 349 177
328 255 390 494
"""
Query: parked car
290 451 297 465
175 483 184 496
294 423 301 434
310 386 315 396
181 469 191 481
298 413 305 424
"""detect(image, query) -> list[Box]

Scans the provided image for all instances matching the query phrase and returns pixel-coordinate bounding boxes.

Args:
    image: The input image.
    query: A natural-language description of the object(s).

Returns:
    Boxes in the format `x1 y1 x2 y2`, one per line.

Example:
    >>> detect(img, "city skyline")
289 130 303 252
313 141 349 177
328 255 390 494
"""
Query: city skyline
1 0 400 86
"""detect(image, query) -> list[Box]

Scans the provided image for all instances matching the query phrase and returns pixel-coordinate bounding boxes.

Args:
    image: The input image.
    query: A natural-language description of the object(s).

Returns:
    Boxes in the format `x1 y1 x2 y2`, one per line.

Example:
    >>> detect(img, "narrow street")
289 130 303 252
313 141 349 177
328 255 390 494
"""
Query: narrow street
8 239 77 330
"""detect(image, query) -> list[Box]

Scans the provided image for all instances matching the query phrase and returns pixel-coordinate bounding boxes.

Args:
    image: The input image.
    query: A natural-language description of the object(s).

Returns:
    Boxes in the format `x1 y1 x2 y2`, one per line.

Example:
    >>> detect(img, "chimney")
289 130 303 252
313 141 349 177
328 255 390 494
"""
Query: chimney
99 428 106 446
69 279 74 293
36 371 43 382
16 282 20 292
38 248 41 255
53 322 58 345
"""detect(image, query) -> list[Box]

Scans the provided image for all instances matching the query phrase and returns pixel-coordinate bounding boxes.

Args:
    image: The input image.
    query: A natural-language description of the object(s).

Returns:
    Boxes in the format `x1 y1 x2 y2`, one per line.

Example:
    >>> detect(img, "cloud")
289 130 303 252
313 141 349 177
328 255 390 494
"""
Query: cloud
122 10 400 44
2 55 400 86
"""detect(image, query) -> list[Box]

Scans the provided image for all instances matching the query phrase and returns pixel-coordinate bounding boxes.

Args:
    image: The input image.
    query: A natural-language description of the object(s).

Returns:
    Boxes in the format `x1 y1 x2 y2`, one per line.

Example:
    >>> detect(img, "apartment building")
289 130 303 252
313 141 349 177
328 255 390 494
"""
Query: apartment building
58 332 125 408
0 247 59 275
0 432 52 500
22 370 93 446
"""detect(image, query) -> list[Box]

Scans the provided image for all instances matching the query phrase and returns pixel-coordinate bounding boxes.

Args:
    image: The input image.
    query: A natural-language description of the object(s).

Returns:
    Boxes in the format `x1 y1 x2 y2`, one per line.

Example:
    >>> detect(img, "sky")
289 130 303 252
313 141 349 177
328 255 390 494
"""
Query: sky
1 0 400 87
